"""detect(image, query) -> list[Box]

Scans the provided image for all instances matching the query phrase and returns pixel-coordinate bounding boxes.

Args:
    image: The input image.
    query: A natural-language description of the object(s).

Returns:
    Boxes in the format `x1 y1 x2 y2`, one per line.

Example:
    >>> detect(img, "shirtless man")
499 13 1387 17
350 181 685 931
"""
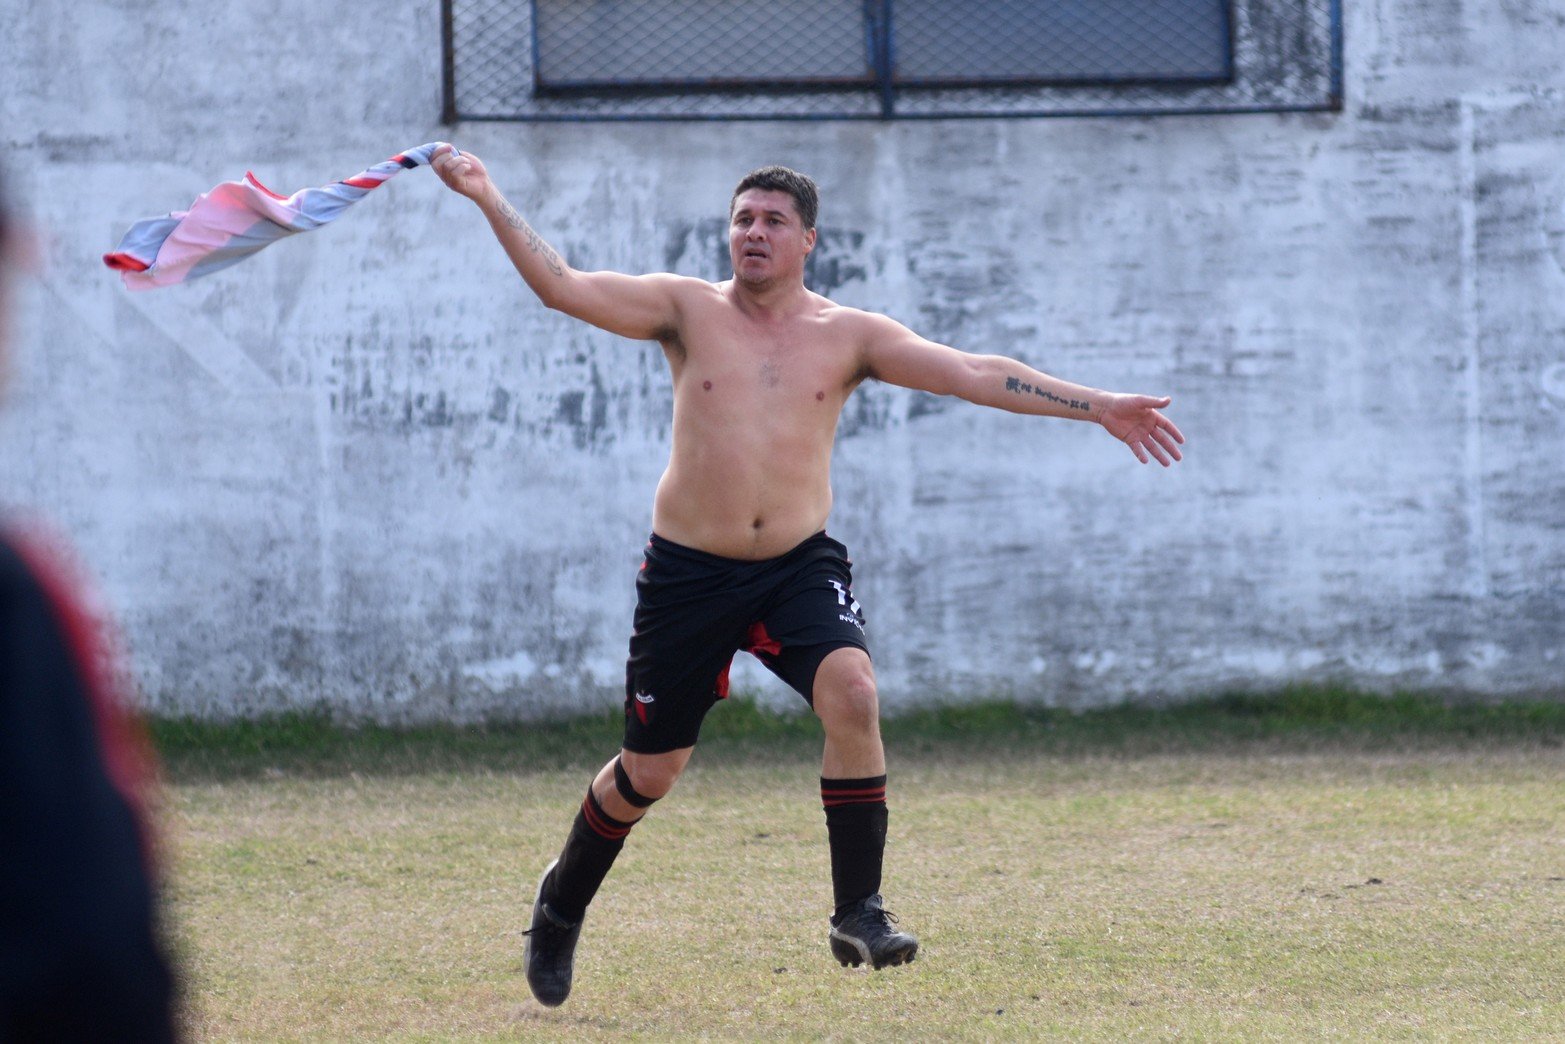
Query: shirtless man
432 147 1184 1007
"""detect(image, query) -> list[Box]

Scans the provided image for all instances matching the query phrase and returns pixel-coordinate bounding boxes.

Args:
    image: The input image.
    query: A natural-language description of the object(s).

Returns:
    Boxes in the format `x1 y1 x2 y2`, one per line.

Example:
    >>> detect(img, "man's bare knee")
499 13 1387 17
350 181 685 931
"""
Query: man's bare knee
619 747 690 800
815 657 880 735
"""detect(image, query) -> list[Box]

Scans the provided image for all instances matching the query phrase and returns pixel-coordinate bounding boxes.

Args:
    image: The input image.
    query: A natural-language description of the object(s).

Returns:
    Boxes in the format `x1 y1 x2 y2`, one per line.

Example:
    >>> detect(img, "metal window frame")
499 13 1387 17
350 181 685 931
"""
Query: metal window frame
442 0 1342 122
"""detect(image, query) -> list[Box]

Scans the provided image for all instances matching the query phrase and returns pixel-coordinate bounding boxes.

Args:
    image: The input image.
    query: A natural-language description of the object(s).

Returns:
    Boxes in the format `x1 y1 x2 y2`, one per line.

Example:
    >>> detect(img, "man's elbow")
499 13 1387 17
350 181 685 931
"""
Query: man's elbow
950 353 995 402
531 273 582 314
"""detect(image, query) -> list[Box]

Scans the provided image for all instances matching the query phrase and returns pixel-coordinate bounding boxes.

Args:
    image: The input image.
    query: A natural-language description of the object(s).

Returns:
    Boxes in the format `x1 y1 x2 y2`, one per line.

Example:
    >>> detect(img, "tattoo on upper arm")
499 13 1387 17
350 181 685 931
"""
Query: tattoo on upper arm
497 197 565 277
1005 376 1090 413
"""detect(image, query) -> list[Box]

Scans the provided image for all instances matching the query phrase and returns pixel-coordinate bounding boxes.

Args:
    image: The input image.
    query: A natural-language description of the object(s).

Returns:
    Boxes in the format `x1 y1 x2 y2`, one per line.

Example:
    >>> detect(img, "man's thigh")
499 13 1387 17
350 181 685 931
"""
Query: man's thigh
621 551 749 753
749 541 870 704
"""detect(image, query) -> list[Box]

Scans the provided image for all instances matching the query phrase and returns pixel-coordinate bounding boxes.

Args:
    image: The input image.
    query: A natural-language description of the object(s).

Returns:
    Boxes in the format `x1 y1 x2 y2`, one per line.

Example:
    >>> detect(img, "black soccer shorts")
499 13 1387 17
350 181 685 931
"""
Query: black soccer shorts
621 531 870 754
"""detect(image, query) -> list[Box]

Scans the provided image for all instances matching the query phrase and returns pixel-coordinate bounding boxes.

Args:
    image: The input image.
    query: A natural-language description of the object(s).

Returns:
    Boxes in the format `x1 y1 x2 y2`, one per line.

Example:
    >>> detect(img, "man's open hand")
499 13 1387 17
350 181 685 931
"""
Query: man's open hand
432 145 492 203
1099 394 1185 466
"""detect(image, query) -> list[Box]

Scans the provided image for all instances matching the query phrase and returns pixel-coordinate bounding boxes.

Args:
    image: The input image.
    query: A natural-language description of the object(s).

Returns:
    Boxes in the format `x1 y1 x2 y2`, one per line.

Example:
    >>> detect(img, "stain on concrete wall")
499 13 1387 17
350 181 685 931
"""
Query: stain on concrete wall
0 0 1561 720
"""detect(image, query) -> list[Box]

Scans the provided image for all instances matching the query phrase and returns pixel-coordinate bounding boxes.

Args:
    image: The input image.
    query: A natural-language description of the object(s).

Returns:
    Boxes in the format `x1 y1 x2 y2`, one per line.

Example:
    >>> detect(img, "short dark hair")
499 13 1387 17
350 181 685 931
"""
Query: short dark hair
730 166 819 231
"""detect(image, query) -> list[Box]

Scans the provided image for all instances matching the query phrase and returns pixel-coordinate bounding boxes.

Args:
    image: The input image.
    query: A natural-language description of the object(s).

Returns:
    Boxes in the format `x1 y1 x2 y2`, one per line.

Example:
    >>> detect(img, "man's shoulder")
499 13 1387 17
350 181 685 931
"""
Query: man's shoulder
0 528 38 601
0 524 108 632
808 294 877 324
659 273 723 295
0 527 66 680
811 298 904 341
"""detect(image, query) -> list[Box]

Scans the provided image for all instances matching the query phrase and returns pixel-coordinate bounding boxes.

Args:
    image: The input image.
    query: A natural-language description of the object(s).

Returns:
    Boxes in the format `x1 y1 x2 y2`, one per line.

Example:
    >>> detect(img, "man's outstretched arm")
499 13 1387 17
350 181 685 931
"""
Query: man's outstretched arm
859 312 1186 466
432 146 682 341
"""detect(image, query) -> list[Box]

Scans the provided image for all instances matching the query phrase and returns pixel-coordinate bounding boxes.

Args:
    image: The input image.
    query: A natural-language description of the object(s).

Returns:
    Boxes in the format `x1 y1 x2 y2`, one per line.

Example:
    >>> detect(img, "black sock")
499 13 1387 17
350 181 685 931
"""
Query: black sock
544 787 637 922
821 775 889 921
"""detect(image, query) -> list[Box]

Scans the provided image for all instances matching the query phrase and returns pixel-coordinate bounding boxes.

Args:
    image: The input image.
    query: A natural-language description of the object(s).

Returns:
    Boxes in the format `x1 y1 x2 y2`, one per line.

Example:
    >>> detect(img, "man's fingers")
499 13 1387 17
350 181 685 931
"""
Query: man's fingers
433 149 476 193
1151 427 1183 462
1114 396 1182 466
1143 436 1172 467
433 145 468 174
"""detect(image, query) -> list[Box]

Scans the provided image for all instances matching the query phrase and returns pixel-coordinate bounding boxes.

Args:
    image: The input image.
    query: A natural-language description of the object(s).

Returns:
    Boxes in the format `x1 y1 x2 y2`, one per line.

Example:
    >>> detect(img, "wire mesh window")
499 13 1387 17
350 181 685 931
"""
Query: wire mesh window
892 1 1232 87
444 0 1341 121
533 0 872 92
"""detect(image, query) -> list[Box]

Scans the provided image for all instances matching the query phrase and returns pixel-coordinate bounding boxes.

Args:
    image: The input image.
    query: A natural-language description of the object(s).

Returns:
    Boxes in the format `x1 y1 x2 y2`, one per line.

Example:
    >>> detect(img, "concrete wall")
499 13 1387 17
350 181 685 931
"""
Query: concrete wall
2 1 1561 720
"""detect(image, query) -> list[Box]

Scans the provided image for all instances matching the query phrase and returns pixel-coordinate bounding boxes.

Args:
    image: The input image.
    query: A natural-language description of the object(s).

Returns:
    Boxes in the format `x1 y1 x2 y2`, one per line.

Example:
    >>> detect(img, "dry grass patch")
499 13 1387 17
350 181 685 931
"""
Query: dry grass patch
165 740 1564 1041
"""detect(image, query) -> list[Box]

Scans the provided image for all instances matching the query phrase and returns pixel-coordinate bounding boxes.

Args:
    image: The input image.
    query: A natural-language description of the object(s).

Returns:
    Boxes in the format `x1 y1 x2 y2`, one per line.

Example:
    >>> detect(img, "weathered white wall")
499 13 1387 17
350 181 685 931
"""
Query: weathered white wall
2 2 1561 719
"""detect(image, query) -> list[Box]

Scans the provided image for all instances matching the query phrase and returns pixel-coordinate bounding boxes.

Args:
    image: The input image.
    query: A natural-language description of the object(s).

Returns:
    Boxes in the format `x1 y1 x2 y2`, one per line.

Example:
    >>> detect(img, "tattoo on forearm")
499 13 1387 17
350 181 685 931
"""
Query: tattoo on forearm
1004 376 1090 413
496 197 565 277
495 196 525 230
524 225 566 277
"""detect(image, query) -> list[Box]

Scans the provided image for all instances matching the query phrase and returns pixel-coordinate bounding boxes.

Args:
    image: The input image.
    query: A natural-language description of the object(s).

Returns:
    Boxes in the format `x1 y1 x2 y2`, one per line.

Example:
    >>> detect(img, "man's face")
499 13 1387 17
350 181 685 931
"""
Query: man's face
728 188 816 290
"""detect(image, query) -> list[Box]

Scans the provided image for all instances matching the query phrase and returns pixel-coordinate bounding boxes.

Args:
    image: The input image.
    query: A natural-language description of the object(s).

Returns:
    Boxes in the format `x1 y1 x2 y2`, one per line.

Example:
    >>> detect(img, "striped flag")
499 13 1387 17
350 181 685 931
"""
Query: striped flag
104 143 452 290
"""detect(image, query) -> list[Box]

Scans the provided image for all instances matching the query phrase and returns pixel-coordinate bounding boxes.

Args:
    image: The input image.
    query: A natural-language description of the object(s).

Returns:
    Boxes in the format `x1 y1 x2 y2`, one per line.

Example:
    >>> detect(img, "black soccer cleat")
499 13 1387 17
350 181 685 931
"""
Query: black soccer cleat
523 860 583 1006
828 894 919 969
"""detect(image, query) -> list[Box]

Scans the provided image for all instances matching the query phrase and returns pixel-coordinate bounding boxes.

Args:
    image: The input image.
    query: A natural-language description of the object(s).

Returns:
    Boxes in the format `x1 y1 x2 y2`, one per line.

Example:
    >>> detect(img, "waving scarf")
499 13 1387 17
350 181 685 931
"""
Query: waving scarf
104 143 451 290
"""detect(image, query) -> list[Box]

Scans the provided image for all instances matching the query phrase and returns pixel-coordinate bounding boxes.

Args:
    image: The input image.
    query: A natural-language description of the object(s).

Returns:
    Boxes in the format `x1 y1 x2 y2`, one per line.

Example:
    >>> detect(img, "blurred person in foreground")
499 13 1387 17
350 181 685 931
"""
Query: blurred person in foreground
434 147 1184 1007
0 169 179 1040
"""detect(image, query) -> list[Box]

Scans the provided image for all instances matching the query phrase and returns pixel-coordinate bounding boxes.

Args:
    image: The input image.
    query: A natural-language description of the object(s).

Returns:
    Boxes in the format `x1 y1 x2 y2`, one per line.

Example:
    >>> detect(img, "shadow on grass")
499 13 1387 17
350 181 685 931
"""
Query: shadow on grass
150 686 1565 783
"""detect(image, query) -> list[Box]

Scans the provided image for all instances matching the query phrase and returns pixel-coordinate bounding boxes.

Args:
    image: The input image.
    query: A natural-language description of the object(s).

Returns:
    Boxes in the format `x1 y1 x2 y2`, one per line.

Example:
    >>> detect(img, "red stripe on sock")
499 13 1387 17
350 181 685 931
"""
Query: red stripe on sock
581 797 630 840
821 775 887 808
822 786 886 807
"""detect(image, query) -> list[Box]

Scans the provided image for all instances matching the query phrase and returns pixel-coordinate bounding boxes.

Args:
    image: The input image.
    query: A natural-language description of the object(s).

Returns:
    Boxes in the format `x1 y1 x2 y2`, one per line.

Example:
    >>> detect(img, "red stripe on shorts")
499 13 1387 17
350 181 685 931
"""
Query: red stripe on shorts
745 621 782 657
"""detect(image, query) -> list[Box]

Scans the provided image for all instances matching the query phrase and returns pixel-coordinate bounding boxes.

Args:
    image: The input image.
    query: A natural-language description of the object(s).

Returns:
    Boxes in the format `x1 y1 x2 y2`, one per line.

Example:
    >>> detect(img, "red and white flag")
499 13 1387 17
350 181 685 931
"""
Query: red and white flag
104 143 452 290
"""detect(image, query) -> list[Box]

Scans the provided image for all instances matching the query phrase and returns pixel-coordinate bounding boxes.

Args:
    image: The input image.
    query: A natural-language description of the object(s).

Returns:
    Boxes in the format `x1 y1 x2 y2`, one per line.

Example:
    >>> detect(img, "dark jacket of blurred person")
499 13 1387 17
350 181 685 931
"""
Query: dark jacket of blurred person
0 173 178 1041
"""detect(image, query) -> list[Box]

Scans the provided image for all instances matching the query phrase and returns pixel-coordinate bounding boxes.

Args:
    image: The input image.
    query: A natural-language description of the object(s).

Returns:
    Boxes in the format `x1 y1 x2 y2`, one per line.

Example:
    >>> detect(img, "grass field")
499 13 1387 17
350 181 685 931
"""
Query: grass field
157 691 1565 1041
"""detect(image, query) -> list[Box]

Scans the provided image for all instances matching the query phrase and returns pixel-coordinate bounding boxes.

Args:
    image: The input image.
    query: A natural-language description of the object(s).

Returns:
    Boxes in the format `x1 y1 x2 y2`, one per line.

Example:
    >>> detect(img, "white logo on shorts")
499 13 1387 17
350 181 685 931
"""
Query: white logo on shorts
634 691 655 704
828 579 861 615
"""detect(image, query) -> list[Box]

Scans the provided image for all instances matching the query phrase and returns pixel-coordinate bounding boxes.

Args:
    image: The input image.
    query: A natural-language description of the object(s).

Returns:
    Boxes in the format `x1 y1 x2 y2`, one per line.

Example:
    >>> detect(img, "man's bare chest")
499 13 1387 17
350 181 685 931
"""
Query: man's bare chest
676 321 858 400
